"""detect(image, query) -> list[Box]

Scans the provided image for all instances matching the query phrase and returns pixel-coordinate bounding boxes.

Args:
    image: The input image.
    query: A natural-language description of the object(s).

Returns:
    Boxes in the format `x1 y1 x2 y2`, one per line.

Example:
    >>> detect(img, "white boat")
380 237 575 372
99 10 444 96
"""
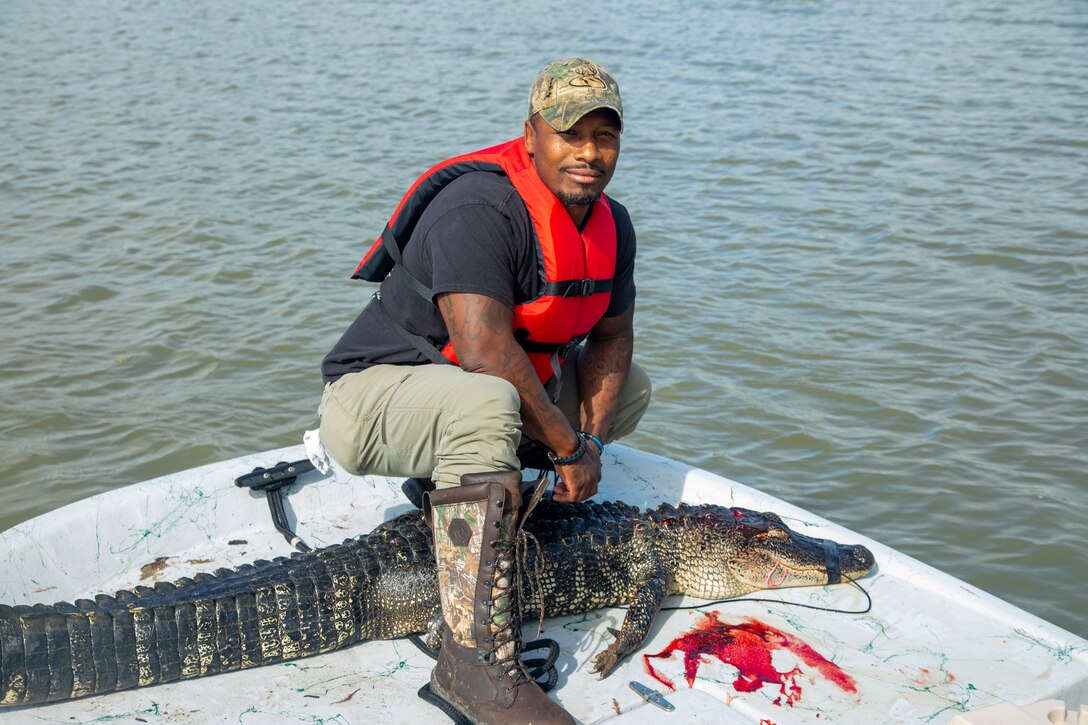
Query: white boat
2 444 1086 724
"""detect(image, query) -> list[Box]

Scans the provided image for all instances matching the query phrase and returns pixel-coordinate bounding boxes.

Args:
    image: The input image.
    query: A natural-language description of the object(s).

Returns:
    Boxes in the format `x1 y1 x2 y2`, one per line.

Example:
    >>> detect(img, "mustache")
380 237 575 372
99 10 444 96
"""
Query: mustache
561 163 606 175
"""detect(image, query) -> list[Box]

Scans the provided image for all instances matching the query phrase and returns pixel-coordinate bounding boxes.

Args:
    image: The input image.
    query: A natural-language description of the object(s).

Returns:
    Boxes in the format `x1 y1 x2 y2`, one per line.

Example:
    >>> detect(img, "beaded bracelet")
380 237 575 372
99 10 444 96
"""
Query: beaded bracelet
547 433 587 466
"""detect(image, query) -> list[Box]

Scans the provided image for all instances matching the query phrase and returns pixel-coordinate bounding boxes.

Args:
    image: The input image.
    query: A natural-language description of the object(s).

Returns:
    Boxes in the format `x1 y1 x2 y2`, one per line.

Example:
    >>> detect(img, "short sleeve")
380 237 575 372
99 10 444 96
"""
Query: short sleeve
605 199 637 316
424 201 523 310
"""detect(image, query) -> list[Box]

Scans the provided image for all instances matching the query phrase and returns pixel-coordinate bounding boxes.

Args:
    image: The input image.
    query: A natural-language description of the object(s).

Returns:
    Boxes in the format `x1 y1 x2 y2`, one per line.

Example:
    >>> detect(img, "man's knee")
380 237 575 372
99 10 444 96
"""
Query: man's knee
457 372 520 419
627 362 653 407
430 371 522 487
319 367 522 480
444 371 522 449
610 363 652 441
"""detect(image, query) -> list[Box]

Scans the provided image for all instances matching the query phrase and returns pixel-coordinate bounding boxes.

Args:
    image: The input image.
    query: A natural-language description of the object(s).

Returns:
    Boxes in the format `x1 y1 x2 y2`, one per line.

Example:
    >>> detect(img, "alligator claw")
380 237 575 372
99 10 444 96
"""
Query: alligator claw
590 627 632 678
591 649 619 679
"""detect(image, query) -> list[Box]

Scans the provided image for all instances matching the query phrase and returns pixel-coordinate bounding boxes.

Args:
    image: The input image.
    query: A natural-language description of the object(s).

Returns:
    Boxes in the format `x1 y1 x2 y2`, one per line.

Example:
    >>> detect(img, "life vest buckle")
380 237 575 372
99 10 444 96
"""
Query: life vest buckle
555 332 591 361
563 279 597 298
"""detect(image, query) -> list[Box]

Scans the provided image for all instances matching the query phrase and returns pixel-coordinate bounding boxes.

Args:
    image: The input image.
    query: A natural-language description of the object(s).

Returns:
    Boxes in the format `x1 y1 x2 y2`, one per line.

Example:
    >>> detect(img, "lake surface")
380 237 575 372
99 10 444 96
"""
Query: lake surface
2 0 1086 643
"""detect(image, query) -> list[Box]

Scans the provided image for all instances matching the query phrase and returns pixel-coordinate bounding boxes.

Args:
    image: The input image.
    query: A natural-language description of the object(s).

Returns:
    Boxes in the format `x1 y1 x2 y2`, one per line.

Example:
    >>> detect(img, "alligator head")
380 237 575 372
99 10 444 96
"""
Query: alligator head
664 504 875 599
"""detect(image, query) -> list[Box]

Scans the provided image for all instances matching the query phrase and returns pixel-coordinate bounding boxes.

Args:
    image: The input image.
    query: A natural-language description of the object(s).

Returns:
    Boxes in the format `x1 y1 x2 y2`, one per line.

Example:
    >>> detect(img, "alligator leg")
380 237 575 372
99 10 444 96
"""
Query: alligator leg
590 566 671 678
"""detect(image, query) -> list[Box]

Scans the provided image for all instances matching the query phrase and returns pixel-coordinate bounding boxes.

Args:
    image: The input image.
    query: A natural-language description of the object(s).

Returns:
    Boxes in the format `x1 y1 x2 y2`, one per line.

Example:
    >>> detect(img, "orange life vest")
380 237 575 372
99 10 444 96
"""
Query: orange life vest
352 138 616 385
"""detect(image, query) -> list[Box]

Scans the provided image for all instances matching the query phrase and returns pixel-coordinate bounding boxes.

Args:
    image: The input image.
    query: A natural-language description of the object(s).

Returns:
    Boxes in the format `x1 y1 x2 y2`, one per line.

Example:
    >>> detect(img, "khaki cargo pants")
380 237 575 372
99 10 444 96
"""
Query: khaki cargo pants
318 354 651 488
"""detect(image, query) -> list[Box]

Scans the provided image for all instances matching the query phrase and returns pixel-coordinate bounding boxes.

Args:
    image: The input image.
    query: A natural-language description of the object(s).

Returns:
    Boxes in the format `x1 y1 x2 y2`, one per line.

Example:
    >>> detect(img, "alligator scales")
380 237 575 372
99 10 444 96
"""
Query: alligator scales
0 500 874 706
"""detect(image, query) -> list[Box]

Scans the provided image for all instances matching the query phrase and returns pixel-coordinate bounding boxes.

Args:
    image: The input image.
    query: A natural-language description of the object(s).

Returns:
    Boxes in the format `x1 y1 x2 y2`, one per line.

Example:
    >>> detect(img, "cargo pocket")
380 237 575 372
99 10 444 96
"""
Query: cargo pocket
380 371 414 446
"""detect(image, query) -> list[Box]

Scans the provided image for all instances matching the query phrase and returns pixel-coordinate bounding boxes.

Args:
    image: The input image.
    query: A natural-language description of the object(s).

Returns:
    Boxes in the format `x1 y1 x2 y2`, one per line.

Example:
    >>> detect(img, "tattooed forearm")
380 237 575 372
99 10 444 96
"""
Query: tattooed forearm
577 303 635 440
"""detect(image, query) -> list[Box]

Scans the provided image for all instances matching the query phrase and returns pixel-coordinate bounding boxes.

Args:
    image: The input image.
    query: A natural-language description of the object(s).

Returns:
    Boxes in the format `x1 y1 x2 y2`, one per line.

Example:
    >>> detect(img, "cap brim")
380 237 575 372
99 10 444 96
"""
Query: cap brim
540 98 623 133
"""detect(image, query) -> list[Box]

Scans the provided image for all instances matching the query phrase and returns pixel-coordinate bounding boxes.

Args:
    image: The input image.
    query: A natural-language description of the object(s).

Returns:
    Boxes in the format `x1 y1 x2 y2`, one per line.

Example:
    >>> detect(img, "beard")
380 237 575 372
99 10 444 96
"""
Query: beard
557 189 601 207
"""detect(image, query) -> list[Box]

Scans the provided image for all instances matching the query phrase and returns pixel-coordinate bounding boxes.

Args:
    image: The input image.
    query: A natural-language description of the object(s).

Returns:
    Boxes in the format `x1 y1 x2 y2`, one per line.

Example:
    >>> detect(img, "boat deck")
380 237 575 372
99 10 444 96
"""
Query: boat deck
2 444 1086 723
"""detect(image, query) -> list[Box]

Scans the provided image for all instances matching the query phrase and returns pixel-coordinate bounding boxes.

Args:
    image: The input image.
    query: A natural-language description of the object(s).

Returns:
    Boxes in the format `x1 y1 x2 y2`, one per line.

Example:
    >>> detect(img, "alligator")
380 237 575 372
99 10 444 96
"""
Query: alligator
0 499 875 707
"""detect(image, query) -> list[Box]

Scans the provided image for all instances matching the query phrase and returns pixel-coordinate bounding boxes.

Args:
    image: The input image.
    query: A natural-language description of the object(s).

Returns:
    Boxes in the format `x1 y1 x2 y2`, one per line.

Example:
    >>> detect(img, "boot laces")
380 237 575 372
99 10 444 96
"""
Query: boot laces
488 528 544 687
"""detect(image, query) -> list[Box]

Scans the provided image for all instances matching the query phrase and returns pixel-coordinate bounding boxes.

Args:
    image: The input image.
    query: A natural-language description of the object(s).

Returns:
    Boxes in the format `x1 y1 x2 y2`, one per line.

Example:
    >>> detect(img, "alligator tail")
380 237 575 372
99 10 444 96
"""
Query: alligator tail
0 543 387 706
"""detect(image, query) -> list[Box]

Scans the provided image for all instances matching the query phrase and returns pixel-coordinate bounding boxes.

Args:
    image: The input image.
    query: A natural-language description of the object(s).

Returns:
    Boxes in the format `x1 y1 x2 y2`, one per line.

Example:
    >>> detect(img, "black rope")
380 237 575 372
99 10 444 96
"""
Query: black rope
520 638 561 692
416 684 472 725
406 633 438 659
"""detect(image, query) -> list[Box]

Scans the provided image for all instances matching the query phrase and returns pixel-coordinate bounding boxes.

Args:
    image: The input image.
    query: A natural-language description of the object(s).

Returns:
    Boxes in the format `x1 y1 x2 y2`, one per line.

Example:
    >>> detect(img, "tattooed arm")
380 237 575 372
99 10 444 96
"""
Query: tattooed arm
436 291 602 502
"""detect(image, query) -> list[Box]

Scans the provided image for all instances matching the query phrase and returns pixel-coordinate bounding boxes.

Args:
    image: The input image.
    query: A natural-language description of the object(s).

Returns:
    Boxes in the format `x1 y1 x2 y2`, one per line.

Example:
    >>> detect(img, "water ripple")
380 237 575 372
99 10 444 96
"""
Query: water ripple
2 0 1087 639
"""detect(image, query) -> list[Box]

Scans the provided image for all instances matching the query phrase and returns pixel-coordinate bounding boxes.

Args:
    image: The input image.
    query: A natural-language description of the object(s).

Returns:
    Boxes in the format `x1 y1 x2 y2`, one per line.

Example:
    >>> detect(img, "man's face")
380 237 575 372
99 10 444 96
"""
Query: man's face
524 108 621 213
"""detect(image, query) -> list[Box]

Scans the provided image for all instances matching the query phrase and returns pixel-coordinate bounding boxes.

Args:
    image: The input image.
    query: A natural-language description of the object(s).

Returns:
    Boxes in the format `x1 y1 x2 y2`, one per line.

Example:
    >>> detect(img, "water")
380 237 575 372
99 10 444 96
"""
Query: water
2 0 1086 642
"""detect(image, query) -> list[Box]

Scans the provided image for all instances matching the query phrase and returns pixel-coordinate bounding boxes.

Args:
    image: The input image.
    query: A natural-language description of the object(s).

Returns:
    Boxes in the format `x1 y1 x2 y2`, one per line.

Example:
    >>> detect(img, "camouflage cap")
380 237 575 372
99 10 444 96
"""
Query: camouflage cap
528 57 623 132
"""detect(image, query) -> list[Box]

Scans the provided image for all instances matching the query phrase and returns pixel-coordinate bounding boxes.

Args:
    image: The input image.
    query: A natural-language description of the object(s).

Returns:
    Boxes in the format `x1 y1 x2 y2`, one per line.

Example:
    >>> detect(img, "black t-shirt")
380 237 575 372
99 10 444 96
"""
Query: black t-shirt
322 171 637 384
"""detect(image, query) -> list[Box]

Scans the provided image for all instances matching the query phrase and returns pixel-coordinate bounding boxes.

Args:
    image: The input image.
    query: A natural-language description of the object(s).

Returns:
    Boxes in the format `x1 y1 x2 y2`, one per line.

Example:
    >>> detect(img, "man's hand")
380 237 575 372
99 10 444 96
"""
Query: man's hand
552 445 602 503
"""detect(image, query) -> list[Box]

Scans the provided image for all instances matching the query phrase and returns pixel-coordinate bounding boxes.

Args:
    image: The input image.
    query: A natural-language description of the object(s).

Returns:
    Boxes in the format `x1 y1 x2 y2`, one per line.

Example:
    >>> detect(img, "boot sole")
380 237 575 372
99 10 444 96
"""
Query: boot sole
429 677 483 725
418 682 473 725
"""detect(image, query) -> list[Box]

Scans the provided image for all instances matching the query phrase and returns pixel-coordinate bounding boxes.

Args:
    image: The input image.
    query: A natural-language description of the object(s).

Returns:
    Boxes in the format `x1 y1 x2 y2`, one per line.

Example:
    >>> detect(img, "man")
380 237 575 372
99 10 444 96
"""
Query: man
319 58 650 724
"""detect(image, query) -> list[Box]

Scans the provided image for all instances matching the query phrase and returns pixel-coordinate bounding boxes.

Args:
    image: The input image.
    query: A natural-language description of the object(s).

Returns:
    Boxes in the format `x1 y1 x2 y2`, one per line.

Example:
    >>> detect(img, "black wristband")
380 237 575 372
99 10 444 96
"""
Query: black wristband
547 433 587 466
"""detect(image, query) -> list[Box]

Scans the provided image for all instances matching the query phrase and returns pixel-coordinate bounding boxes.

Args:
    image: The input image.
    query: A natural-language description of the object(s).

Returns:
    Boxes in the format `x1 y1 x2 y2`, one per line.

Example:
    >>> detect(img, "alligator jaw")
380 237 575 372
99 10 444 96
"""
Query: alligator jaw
762 541 876 589
729 528 876 593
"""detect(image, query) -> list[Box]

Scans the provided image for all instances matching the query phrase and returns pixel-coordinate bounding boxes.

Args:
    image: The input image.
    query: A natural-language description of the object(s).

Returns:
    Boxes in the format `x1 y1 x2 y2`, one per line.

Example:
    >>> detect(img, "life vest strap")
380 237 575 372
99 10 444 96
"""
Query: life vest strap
380 226 435 301
541 278 614 298
375 292 456 367
514 328 589 357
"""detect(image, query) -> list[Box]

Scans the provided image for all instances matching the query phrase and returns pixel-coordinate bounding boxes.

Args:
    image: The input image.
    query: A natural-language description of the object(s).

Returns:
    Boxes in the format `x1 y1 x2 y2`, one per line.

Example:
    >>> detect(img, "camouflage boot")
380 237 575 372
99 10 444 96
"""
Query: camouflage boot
423 471 574 725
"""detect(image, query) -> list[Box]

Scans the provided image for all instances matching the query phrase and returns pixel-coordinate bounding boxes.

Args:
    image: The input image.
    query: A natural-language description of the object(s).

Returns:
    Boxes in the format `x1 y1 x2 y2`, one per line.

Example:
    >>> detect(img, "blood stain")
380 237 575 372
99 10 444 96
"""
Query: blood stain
642 612 857 707
139 556 170 582
334 688 360 704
